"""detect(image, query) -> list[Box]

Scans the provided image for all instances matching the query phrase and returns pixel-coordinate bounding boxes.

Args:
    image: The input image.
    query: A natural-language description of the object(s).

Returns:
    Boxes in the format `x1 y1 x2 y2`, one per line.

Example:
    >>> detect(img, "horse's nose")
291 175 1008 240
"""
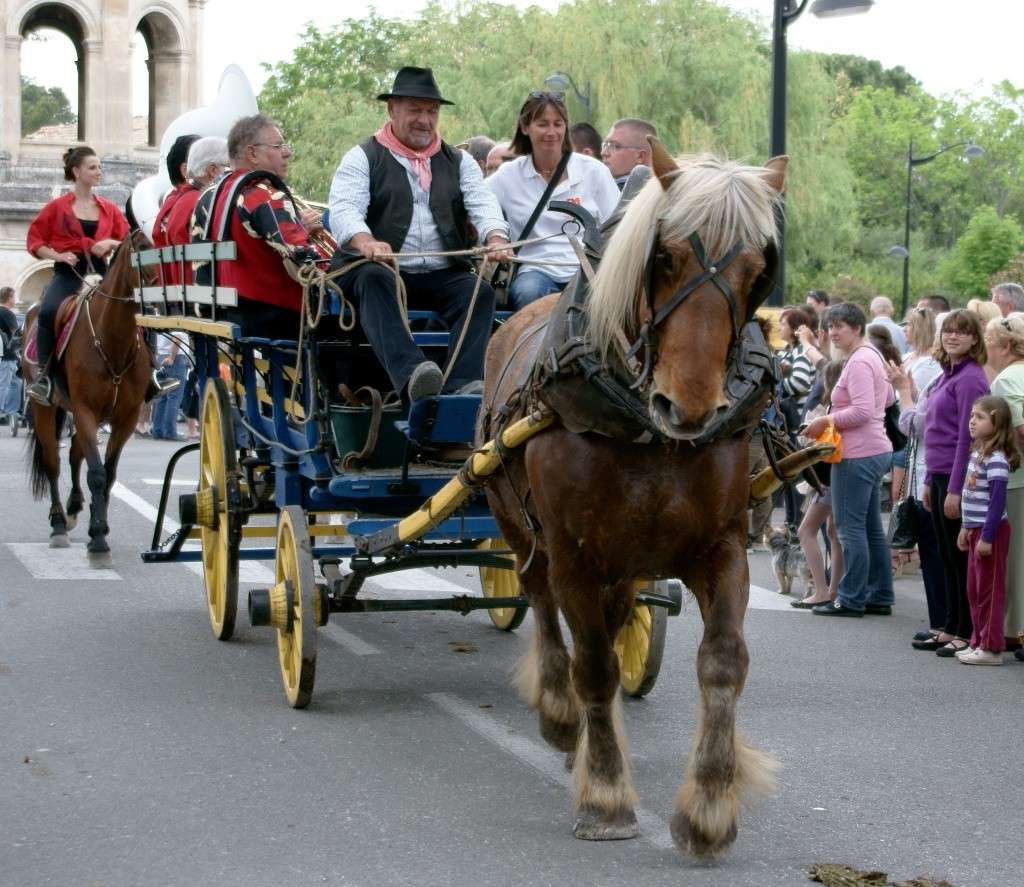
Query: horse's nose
650 392 727 440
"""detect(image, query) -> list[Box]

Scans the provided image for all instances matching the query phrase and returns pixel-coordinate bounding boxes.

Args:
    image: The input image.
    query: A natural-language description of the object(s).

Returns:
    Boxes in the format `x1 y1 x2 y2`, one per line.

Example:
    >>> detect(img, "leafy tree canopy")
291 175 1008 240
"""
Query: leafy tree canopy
21 76 75 136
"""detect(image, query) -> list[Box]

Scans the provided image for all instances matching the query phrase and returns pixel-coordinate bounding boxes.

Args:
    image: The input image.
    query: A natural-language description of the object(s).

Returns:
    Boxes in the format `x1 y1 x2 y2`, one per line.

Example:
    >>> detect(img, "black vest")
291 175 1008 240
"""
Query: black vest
361 137 471 269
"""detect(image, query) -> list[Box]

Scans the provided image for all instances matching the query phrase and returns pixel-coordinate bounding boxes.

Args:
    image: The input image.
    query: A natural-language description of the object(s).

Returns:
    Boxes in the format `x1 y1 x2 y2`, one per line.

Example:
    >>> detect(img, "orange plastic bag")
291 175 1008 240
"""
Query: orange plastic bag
816 420 843 463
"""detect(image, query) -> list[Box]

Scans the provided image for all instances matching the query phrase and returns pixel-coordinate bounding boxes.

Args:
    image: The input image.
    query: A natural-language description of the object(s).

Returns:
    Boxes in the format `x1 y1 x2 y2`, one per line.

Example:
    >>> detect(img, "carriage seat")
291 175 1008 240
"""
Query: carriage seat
395 394 481 446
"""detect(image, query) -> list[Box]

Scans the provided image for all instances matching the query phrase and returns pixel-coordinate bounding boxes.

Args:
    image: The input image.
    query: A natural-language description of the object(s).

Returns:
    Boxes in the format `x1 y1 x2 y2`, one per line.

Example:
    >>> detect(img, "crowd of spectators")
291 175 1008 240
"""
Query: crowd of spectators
759 282 1024 665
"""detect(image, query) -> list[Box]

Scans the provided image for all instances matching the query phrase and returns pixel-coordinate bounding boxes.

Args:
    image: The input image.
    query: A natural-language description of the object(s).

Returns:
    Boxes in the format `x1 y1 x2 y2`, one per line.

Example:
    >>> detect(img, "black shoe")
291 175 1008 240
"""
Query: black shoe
864 603 893 616
790 598 832 609
1014 648 1024 662
936 641 969 658
912 635 946 651
812 600 864 617
913 629 937 642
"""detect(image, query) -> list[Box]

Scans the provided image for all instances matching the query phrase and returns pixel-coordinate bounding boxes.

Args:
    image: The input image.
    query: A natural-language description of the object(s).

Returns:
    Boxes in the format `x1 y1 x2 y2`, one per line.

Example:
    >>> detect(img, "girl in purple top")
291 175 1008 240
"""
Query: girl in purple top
955 396 1021 665
804 302 894 616
921 310 990 657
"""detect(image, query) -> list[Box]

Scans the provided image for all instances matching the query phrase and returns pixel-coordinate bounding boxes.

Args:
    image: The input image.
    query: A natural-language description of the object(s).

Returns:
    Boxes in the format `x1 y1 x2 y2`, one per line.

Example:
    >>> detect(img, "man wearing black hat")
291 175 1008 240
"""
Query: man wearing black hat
328 66 512 401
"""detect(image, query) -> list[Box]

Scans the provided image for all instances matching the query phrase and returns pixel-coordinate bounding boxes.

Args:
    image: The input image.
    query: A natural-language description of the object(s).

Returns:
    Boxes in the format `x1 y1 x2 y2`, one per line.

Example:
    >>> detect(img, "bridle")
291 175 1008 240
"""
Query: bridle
625 229 758 391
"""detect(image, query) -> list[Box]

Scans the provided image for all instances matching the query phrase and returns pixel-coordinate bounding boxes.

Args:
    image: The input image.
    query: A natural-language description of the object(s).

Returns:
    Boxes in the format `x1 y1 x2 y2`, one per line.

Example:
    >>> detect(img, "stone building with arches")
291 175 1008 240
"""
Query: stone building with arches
0 0 204 308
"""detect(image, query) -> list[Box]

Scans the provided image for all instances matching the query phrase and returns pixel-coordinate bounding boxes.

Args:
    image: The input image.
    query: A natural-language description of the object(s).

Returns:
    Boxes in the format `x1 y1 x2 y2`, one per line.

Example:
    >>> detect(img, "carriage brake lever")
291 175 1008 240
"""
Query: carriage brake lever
549 200 603 255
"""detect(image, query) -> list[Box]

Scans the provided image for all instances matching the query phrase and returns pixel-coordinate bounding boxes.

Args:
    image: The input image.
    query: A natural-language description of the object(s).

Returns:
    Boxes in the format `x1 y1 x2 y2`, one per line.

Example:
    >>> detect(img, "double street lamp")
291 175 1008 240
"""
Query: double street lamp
768 0 874 305
888 140 985 316
544 71 592 122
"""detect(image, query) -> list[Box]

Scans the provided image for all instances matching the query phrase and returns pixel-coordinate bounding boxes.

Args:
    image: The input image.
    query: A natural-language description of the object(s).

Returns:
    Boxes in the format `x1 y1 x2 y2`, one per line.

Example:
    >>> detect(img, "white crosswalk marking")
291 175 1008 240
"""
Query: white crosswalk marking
6 543 122 580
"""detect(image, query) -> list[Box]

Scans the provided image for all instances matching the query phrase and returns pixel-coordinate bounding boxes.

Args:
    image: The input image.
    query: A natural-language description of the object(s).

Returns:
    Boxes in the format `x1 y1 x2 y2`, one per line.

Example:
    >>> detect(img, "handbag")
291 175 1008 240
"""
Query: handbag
492 151 573 305
887 434 919 549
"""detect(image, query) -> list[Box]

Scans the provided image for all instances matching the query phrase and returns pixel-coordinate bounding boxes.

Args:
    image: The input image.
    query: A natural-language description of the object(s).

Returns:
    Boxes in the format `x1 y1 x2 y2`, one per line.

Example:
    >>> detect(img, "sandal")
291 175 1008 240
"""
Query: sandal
911 635 946 651
935 640 970 658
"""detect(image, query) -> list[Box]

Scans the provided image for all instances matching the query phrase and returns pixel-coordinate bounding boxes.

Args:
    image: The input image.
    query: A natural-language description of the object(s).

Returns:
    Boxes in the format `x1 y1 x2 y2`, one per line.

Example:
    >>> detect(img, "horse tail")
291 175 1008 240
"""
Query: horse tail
27 407 64 500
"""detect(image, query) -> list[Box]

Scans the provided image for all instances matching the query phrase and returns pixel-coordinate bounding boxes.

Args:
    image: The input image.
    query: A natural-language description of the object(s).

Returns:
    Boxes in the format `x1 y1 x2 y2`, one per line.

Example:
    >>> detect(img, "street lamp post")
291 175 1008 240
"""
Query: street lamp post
767 0 874 305
544 71 592 122
892 140 985 317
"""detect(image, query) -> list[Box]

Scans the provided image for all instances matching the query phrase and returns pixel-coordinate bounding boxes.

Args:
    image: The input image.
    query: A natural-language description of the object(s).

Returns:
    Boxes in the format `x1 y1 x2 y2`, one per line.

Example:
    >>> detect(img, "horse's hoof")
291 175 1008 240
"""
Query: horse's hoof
65 515 78 532
670 810 737 858
573 806 639 841
49 534 69 549
87 538 110 555
88 550 113 569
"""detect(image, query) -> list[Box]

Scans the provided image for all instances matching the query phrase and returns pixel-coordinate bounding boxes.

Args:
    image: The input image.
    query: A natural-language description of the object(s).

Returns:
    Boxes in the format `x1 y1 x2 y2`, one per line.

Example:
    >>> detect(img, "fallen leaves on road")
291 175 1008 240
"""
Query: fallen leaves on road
809 864 954 887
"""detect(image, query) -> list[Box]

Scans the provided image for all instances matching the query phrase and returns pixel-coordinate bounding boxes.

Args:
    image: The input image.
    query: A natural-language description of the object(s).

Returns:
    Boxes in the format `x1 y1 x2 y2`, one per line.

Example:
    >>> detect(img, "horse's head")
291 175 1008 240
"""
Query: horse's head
107 228 156 290
588 144 786 441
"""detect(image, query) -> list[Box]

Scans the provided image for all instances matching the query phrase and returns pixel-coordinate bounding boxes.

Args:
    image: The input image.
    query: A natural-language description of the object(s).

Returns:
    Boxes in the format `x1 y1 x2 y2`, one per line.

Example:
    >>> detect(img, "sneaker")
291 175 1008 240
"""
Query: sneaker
407 361 443 401
955 646 977 662
958 648 1003 666
27 376 52 406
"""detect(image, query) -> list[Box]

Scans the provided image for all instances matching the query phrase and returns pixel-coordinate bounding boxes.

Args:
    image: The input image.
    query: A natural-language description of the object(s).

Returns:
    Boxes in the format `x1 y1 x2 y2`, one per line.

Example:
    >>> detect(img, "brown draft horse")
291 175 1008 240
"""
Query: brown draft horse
482 145 787 858
23 232 153 560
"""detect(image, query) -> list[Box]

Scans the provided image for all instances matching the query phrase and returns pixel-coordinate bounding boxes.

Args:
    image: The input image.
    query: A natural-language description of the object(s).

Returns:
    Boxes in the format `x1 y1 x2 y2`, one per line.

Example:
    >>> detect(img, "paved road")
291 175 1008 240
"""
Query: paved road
1 429 1021 887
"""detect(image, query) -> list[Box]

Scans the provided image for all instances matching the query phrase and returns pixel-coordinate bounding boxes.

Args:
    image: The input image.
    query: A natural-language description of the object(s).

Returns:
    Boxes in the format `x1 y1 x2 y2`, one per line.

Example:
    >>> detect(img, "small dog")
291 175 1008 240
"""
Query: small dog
765 526 814 596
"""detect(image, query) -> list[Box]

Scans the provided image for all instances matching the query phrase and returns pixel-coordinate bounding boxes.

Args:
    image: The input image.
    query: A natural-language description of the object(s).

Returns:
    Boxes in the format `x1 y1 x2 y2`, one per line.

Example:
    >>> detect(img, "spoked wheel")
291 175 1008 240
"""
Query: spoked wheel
614 580 669 698
273 506 318 709
198 377 241 641
478 537 528 631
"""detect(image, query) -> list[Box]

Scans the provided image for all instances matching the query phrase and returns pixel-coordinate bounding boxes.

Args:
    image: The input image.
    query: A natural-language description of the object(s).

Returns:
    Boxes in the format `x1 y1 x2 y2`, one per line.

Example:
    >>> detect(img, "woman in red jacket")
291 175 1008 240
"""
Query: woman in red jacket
25 146 129 404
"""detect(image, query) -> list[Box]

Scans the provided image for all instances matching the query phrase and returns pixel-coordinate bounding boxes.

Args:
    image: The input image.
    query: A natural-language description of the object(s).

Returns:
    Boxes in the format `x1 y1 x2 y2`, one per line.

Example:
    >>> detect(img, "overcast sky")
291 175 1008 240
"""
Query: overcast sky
20 1 1024 118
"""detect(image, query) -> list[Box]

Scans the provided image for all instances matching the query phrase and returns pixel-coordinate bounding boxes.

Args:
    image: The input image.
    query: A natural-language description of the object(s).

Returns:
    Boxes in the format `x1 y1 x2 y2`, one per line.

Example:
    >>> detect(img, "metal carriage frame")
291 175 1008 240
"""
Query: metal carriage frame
132 240 680 708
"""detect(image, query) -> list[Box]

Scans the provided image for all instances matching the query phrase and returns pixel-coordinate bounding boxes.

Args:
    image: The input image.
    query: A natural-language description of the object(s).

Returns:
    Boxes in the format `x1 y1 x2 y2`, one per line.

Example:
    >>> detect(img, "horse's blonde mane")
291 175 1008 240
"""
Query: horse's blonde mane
588 153 782 359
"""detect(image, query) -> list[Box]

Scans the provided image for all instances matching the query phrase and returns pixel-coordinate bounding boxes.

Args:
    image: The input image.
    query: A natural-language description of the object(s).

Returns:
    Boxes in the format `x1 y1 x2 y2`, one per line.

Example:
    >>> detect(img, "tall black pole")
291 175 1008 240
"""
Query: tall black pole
768 0 789 306
901 140 913 318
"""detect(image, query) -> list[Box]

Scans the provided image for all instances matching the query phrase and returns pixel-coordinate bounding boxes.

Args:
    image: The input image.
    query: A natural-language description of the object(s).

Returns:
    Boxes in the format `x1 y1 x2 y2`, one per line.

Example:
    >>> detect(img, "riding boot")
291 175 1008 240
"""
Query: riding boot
27 322 56 405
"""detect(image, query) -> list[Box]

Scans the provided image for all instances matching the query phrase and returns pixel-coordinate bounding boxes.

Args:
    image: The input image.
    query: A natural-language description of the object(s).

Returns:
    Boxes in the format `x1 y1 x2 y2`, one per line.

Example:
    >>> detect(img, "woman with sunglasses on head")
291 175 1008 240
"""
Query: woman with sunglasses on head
487 91 620 311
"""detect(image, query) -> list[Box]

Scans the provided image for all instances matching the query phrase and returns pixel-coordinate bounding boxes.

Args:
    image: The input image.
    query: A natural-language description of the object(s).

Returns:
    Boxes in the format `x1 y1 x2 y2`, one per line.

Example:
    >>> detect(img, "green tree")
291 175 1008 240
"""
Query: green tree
20 76 75 136
941 205 1024 297
817 53 919 95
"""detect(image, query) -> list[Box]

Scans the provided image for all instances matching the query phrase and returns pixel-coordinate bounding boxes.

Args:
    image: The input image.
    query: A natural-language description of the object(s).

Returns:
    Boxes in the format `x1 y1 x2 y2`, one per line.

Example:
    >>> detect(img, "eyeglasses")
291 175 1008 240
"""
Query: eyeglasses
252 142 291 152
601 140 645 152
529 90 564 102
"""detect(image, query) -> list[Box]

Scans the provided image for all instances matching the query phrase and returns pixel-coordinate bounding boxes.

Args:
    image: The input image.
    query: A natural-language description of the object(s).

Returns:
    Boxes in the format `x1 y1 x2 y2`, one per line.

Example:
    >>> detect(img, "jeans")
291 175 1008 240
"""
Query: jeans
929 473 972 639
832 452 894 610
0 359 19 415
151 353 188 439
338 263 495 396
508 269 562 311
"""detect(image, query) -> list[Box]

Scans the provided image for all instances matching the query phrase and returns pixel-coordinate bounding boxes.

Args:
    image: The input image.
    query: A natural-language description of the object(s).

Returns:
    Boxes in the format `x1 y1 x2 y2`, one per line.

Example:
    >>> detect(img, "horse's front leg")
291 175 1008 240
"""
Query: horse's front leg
557 567 639 841
673 531 778 858
73 413 111 557
512 551 580 763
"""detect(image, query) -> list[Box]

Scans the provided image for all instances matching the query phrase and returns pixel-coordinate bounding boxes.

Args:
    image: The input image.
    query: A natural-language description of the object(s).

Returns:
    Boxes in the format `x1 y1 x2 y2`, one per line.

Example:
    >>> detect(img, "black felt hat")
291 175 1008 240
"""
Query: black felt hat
377 66 454 106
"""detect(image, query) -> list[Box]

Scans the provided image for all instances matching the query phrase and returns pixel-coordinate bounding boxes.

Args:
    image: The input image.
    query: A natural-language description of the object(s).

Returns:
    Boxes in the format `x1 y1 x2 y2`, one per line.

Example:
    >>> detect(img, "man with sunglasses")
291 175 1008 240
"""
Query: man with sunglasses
601 118 657 189
198 114 327 339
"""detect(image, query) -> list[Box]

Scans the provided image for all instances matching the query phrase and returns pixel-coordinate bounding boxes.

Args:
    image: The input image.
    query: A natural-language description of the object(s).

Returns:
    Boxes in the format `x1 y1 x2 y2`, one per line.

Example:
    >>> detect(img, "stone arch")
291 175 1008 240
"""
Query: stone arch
14 260 55 306
134 5 188 148
15 1 97 142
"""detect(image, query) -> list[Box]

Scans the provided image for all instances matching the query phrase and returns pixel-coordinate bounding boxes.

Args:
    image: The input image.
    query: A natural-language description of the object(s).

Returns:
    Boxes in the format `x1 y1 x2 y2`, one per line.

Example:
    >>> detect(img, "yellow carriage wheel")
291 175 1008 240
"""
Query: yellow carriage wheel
478 537 528 631
614 581 669 698
274 505 318 709
199 377 241 641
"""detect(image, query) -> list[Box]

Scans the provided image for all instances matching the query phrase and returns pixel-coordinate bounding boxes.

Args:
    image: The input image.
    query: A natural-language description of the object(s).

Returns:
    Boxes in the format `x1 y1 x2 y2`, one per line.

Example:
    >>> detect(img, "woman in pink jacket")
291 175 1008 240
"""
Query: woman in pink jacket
804 302 895 617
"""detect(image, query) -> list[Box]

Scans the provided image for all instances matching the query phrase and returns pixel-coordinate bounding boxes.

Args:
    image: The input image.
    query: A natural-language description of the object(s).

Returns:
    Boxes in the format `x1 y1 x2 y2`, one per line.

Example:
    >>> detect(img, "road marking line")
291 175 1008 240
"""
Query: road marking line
183 561 276 584
111 481 171 528
321 622 381 656
5 543 122 580
364 566 477 600
142 478 197 487
427 691 675 851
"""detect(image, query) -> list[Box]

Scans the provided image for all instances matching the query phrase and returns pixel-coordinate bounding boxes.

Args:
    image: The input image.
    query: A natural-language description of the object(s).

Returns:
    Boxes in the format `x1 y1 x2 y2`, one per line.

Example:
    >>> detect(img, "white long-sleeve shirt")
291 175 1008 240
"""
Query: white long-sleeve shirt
486 152 621 282
328 142 509 273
